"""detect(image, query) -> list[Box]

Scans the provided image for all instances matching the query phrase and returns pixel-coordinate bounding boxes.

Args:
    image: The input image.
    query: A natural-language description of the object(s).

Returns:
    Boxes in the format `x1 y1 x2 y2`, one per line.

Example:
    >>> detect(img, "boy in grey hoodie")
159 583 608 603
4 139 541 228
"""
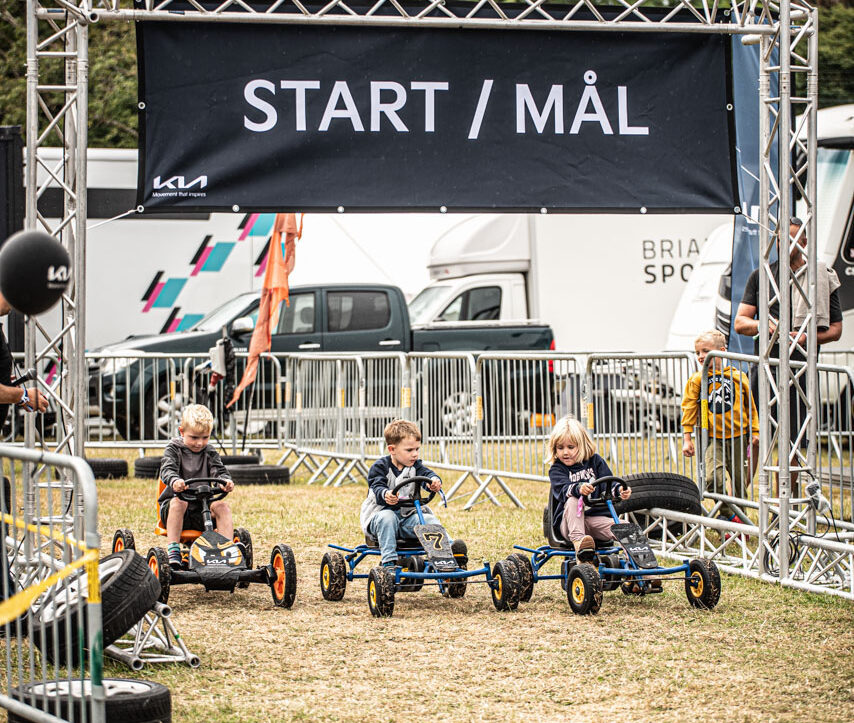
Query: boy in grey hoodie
158 404 234 568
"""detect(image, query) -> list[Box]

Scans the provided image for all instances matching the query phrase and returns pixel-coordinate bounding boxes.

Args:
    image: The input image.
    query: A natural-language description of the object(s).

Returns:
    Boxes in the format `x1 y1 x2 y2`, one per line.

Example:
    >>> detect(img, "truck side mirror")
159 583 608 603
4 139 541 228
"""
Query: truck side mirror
232 316 255 335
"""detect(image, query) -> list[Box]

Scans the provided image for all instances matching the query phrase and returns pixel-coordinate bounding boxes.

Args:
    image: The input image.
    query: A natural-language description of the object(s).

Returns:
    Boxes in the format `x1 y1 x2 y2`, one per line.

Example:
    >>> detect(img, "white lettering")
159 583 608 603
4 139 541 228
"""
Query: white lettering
617 86 648 135
516 84 564 134
410 81 448 132
280 80 321 132
569 74 613 135
319 81 365 132
370 82 408 132
243 80 278 133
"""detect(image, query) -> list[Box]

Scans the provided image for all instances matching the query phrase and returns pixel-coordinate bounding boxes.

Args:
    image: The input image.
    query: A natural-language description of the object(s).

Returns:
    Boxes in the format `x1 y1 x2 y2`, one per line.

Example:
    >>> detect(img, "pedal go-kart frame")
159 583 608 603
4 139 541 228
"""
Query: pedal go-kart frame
510 476 721 615
113 477 296 608
321 476 519 616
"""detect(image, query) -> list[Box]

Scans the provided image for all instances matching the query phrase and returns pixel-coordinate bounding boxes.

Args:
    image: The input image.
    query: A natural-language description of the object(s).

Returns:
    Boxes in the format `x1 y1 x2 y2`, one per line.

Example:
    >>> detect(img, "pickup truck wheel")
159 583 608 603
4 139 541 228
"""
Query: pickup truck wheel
440 391 473 437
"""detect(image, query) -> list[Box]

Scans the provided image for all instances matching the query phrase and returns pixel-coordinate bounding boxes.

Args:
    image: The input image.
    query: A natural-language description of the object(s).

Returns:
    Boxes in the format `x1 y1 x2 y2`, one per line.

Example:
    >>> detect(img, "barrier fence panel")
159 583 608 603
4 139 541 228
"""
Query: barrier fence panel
585 353 697 478
1 446 104 723
360 354 408 460
408 354 478 497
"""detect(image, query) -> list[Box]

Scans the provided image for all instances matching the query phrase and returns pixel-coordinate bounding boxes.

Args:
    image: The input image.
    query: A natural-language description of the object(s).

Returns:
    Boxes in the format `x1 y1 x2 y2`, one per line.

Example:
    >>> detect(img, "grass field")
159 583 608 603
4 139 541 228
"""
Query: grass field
91 456 854 723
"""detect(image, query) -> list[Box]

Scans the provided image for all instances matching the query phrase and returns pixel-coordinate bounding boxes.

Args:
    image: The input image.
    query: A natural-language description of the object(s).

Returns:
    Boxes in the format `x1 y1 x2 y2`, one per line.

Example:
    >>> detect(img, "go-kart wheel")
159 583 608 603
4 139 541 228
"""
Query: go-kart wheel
490 559 520 611
111 528 135 554
510 553 534 603
561 559 576 592
442 539 468 598
146 548 171 605
320 551 347 601
398 555 424 593
685 558 721 610
234 528 253 589
269 544 297 608
566 564 603 615
367 566 396 617
598 553 622 592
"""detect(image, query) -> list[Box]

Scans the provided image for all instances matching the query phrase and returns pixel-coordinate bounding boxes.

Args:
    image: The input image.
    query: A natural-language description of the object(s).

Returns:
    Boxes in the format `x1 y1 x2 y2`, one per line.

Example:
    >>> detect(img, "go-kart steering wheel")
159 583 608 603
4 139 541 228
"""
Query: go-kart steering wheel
580 475 629 508
176 477 230 504
388 475 437 507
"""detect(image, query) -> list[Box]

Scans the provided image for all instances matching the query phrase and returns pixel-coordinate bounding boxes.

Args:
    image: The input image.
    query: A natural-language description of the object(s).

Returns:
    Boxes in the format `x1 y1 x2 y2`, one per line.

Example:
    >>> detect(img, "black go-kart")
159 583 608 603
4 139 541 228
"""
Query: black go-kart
504 476 721 615
320 476 520 617
112 477 296 608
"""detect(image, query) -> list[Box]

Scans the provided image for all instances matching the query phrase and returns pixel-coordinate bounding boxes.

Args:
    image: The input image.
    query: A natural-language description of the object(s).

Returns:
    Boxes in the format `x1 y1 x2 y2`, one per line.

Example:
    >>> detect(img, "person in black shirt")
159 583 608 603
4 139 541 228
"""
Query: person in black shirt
0 290 48 429
734 218 842 487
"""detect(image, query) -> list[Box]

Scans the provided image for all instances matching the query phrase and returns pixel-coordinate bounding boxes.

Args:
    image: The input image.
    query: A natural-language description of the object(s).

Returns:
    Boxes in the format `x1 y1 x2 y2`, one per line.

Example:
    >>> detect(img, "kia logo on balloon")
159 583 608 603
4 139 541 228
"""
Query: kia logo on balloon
0 230 71 315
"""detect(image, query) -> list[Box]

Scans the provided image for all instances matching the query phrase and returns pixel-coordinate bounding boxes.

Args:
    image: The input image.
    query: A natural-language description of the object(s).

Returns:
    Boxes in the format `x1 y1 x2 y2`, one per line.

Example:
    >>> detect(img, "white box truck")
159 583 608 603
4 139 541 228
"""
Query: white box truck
410 213 729 353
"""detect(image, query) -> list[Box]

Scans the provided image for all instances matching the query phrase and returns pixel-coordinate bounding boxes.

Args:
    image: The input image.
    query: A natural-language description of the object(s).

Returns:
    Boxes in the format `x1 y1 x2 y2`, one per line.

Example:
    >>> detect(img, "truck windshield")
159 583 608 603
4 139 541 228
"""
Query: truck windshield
801 146 853 253
408 286 449 324
191 292 258 332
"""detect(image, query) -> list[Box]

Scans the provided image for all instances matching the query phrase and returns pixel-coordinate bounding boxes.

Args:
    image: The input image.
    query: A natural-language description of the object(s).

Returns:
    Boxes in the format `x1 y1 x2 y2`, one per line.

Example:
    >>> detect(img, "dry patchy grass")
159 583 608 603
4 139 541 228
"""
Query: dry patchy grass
87 453 854 723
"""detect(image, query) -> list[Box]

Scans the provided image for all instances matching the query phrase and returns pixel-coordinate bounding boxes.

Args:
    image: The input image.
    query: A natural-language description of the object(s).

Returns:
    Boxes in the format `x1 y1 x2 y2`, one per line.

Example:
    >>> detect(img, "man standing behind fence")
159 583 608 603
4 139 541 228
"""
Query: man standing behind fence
734 217 842 487
681 330 759 523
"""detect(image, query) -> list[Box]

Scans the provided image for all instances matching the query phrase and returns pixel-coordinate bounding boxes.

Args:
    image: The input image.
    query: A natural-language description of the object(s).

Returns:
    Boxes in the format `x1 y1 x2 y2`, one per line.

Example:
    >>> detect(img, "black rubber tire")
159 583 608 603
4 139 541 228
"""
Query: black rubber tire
146 547 172 605
598 553 622 592
112 528 136 553
510 553 535 603
320 551 348 600
443 539 468 598
490 559 520 611
542 506 551 541
9 677 171 723
685 558 722 610
367 566 396 618
85 457 129 480
270 544 297 608
614 472 703 516
398 555 424 593
226 464 289 485
234 527 253 589
133 456 163 479
566 563 603 615
220 454 262 466
33 550 160 665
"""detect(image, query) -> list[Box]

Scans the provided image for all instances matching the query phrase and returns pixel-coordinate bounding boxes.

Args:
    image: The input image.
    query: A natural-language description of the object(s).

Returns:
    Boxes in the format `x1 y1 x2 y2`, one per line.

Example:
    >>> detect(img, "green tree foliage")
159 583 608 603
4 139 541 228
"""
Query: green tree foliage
0 1 852 148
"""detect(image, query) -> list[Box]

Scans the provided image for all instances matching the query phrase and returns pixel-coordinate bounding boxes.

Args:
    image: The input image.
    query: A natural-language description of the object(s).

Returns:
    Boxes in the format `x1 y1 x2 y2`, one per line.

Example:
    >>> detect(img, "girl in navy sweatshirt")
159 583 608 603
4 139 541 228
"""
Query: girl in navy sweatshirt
547 416 631 560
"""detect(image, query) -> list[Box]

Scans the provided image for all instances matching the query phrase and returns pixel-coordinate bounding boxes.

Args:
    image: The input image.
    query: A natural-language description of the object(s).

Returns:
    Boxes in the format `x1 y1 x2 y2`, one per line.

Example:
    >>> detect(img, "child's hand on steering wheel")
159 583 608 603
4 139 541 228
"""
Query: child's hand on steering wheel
384 490 399 505
579 482 595 496
427 478 442 493
172 479 187 493
222 479 235 493
619 487 632 500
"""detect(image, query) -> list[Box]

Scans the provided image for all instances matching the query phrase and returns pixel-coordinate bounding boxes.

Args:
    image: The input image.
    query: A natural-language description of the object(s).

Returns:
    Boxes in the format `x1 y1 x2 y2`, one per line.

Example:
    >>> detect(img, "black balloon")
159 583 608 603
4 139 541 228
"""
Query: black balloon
0 230 71 315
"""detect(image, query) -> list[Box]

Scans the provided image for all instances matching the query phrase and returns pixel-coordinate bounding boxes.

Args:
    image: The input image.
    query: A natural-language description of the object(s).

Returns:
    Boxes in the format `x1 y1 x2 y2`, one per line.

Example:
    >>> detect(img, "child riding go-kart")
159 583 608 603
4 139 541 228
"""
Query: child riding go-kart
112 477 296 608
320 476 520 617
504 475 721 615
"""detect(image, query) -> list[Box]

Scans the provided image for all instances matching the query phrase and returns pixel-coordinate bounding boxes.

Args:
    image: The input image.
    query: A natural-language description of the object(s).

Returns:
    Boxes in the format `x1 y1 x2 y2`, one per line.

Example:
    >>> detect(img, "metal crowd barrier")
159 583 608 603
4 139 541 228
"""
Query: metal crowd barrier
585 352 698 478
1 446 104 723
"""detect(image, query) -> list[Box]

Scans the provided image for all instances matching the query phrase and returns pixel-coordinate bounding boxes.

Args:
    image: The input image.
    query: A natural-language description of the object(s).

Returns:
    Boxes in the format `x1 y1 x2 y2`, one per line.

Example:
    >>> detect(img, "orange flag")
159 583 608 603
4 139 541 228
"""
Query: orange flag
228 213 302 408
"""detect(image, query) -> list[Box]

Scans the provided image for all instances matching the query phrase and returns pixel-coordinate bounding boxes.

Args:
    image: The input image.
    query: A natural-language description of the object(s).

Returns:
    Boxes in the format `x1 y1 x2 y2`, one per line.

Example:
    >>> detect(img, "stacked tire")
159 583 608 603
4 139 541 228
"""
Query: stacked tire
612 472 703 517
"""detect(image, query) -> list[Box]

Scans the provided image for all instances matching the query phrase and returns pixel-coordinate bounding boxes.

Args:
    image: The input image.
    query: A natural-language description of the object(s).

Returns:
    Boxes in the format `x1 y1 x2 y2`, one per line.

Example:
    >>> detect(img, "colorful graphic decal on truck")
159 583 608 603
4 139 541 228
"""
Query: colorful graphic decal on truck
140 213 277 333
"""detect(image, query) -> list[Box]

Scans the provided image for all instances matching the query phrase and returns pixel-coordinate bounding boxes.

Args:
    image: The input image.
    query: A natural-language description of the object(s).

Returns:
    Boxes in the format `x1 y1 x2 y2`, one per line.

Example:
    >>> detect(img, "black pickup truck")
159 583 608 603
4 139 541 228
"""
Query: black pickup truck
90 283 554 440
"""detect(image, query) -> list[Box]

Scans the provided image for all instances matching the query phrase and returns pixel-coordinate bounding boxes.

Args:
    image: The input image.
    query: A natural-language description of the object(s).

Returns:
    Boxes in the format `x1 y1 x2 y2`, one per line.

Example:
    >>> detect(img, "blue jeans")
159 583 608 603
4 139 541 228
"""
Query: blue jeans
369 508 442 564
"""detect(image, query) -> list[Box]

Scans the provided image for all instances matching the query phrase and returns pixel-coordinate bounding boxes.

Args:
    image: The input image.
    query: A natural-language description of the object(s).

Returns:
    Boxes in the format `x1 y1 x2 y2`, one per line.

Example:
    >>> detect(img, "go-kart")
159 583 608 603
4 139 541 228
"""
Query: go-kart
111 477 296 608
319 476 519 617
504 476 721 615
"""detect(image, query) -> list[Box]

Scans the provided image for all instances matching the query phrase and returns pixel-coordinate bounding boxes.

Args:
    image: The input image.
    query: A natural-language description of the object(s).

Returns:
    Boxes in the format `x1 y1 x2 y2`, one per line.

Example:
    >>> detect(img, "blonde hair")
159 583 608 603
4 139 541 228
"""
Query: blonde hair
181 403 214 434
384 419 422 446
547 416 596 465
694 329 726 349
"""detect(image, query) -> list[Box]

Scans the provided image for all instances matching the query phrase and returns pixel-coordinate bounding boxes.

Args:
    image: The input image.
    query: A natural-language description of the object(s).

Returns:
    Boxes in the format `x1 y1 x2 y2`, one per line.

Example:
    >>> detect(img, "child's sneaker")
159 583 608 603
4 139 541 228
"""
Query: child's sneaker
167 549 183 570
573 535 595 563
451 539 468 567
381 560 396 568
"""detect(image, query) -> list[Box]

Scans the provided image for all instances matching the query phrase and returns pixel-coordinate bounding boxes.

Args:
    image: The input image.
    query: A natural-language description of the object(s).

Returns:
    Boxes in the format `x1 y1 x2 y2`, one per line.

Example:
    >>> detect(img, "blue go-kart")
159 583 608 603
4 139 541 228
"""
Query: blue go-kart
320 476 519 617
506 476 721 615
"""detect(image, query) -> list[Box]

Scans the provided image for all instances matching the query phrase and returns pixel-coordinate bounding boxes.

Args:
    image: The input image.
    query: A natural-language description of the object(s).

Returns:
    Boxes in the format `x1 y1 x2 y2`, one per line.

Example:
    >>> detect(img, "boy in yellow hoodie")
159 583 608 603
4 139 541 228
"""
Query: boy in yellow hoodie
681 330 759 522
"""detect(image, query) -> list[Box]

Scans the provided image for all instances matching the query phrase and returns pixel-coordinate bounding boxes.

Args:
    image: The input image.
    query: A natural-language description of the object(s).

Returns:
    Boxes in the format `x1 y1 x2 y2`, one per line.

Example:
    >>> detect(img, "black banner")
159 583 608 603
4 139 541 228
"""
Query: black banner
137 22 737 213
